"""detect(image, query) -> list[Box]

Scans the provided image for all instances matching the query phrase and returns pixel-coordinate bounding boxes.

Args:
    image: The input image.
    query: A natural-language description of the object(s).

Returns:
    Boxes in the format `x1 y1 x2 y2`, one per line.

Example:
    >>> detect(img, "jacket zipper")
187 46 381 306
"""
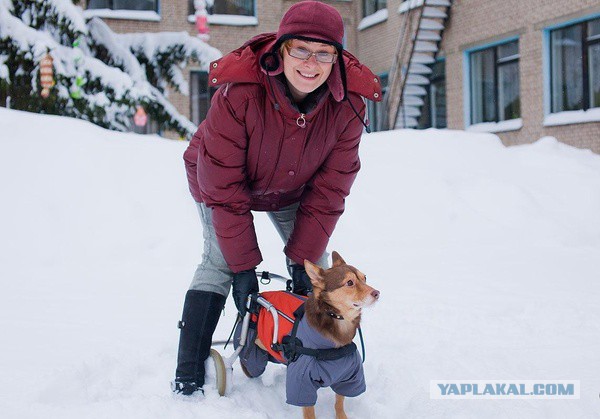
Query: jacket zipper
296 113 306 128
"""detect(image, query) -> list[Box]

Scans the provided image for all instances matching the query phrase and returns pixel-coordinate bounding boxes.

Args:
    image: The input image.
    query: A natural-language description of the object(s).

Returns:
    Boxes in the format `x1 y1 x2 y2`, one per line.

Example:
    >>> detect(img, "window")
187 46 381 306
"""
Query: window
550 17 600 112
190 71 217 126
366 74 388 132
418 60 447 129
363 0 386 17
470 40 520 124
188 0 255 17
87 0 158 12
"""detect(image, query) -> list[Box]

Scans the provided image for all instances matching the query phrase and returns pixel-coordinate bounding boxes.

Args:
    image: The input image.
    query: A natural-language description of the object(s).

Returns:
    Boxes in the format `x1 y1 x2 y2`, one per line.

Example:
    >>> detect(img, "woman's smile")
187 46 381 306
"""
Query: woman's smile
283 40 335 102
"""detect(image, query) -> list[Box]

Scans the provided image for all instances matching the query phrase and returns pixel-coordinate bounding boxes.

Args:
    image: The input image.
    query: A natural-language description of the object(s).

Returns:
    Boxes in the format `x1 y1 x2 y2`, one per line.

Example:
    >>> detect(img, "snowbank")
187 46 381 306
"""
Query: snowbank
1 108 599 418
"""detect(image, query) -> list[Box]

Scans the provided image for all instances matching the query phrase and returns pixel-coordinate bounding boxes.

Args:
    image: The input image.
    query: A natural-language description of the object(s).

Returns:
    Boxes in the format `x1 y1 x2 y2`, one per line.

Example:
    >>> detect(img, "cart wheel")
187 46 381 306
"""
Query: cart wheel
209 348 227 396
239 361 253 378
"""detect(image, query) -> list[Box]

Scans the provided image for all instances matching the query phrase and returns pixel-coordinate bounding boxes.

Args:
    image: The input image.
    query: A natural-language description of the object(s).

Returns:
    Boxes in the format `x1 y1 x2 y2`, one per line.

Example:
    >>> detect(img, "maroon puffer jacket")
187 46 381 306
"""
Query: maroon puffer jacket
184 33 381 272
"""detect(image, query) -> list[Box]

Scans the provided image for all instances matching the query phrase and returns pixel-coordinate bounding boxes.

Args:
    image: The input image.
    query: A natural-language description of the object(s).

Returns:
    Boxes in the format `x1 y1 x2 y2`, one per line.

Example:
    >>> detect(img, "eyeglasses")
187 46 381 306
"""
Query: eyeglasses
286 46 337 64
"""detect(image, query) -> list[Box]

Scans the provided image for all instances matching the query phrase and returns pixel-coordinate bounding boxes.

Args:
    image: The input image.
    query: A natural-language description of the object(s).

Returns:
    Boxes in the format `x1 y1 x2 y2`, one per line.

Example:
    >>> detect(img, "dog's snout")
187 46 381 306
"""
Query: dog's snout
371 289 380 299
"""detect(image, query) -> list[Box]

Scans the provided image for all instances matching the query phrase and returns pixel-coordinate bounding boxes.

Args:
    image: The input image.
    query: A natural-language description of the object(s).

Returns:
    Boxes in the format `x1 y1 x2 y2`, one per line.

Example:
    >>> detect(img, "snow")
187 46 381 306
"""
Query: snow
47 0 88 34
207 14 258 26
0 3 146 107
1 108 600 418
467 118 524 133
149 83 198 134
1 0 220 135
87 17 147 83
399 0 424 14
0 3 57 58
357 9 388 31
0 0 12 11
543 108 600 127
117 30 222 73
0 54 8 81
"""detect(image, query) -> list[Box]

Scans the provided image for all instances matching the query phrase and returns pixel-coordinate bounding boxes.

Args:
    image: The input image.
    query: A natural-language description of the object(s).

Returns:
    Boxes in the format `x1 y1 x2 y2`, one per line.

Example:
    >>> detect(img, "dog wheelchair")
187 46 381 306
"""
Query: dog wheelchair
205 270 365 396
205 271 298 396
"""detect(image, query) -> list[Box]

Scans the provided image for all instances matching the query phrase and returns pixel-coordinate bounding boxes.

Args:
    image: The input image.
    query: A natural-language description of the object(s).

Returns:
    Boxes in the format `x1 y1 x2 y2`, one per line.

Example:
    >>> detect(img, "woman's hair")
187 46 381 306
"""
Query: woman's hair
279 39 293 57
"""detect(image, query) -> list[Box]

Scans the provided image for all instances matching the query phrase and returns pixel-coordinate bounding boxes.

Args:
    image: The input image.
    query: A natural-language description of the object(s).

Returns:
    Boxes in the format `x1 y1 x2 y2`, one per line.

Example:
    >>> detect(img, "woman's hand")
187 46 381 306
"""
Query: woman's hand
290 264 313 296
232 268 259 316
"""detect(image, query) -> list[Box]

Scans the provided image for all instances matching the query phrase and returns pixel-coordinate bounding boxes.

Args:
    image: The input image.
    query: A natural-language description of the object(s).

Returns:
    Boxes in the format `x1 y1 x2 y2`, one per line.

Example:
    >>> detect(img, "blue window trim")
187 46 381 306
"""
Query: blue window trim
462 36 519 128
544 12 600 32
542 12 600 118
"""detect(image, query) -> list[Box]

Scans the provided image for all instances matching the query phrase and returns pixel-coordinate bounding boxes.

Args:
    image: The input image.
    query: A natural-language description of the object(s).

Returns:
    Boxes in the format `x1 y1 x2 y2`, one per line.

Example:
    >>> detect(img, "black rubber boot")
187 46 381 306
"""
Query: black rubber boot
172 290 225 395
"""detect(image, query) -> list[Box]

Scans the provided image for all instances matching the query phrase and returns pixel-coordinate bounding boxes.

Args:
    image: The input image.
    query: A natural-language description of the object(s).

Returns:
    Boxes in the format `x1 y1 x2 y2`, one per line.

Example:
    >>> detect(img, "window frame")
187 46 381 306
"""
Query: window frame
189 69 217 127
542 13 600 126
363 0 387 18
87 0 159 13
187 0 258 26
463 37 522 132
469 39 520 125
418 59 447 129
549 17 600 113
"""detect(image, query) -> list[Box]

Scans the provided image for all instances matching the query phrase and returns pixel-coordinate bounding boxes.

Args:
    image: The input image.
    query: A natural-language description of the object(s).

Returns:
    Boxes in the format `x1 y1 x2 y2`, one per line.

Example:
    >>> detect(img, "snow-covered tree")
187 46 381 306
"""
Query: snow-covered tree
0 0 221 138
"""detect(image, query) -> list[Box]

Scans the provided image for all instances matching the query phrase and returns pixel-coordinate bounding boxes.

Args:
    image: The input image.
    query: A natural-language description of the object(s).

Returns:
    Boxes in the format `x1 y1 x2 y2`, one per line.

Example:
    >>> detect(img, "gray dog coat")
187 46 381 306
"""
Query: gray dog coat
285 316 366 406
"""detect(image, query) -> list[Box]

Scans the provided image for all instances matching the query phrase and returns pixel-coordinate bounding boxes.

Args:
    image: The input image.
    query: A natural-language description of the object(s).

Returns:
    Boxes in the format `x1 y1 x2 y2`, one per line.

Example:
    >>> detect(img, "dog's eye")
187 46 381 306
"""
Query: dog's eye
346 280 354 286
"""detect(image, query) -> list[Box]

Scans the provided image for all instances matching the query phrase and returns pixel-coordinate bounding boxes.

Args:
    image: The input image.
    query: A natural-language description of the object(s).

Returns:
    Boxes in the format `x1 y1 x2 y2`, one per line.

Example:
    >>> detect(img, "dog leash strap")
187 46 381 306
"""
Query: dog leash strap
294 342 358 361
223 314 240 350
358 327 365 363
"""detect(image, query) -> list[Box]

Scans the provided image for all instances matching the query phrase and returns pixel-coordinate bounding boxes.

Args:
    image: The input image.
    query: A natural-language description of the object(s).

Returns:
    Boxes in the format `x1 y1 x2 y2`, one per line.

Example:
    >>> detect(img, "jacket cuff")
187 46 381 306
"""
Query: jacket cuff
284 246 307 267
228 255 263 274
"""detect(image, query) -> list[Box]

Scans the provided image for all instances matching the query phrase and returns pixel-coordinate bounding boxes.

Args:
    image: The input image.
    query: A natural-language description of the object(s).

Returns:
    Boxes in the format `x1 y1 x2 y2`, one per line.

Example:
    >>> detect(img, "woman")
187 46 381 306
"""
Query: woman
173 0 381 395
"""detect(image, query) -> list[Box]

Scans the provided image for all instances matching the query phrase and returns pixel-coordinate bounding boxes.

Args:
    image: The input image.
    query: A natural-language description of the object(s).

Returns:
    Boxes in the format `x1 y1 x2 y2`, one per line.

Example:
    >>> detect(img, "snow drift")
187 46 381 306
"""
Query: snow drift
1 108 599 418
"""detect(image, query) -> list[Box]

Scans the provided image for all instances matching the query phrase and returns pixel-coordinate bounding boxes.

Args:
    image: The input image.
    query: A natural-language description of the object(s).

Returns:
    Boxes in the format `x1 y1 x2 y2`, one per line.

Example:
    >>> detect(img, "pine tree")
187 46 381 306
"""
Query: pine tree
0 0 220 138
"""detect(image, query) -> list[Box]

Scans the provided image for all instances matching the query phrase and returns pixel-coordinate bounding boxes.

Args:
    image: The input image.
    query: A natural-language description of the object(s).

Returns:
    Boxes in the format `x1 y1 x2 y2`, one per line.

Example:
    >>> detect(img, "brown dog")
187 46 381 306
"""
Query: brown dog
294 251 379 419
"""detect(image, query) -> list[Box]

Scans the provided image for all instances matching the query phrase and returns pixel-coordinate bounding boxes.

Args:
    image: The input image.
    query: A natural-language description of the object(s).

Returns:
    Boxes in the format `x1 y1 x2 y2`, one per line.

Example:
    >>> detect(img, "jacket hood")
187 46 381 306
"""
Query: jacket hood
208 33 382 103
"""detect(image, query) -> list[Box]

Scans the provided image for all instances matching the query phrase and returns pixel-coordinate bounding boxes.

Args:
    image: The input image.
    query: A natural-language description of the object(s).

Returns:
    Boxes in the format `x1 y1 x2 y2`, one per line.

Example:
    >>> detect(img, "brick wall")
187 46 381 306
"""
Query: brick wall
353 0 600 153
353 0 401 75
440 0 600 153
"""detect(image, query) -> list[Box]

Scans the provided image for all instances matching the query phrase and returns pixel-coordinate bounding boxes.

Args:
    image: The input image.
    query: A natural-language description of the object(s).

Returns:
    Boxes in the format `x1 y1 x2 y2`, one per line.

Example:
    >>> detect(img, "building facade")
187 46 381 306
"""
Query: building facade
356 0 600 153
86 0 600 153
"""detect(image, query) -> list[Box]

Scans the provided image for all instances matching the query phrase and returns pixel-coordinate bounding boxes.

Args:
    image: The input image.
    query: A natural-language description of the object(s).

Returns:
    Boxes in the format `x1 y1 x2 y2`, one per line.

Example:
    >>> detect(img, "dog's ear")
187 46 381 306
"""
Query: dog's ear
331 251 347 268
304 259 324 289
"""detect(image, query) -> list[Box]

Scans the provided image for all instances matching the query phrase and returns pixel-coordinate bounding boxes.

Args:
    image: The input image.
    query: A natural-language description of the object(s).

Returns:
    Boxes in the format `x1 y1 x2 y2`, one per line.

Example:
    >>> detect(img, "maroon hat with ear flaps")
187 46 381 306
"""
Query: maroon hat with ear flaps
261 1 348 102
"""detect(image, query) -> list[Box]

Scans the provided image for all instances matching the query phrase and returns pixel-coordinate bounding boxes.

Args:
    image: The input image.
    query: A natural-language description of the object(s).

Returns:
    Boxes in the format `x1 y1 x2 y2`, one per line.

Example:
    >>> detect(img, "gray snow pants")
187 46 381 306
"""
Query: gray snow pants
189 202 329 297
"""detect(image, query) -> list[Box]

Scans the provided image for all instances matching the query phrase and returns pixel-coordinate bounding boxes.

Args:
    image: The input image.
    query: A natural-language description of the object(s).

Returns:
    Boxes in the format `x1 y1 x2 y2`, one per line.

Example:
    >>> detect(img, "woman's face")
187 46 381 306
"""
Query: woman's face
282 39 336 103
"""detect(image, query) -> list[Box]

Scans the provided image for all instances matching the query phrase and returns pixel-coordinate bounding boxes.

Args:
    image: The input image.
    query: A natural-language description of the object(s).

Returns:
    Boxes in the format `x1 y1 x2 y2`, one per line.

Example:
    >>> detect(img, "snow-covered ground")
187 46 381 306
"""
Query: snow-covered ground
1 108 599 418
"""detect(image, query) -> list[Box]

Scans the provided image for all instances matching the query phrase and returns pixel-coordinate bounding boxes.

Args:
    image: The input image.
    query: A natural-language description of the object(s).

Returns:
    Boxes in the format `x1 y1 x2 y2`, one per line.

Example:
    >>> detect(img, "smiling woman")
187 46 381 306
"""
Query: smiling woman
282 40 336 102
174 0 382 398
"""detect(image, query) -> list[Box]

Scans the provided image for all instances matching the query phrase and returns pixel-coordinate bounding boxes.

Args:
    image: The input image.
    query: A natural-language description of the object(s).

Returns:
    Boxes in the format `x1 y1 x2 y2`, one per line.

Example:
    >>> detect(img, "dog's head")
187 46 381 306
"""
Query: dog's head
304 251 380 317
